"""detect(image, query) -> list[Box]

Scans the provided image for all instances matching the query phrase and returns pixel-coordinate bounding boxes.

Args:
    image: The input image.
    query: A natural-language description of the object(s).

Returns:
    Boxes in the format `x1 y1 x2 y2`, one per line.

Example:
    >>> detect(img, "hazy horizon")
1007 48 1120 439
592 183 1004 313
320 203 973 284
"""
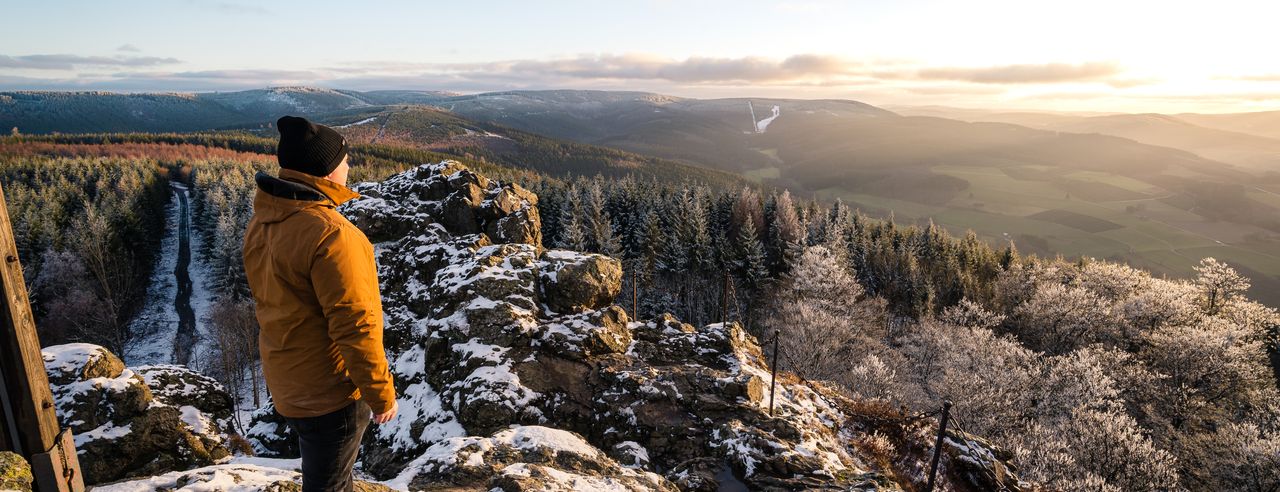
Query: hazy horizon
5 0 1280 114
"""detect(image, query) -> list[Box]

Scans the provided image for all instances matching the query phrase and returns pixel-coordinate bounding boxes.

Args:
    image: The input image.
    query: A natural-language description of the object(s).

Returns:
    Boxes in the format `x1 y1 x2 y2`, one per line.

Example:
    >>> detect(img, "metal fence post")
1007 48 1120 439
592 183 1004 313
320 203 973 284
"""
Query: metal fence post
926 400 953 492
769 329 780 416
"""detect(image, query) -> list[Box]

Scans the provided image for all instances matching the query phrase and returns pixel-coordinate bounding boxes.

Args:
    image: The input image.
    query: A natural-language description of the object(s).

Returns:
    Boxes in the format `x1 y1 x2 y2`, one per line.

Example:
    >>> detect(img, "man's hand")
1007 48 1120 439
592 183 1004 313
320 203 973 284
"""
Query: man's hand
372 401 398 424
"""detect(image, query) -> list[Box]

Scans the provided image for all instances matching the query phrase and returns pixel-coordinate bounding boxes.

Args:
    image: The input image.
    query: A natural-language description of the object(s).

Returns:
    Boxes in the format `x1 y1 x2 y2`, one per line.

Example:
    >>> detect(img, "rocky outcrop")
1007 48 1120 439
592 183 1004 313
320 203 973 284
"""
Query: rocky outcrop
0 452 32 492
41 343 233 485
285 160 1023 490
343 161 541 248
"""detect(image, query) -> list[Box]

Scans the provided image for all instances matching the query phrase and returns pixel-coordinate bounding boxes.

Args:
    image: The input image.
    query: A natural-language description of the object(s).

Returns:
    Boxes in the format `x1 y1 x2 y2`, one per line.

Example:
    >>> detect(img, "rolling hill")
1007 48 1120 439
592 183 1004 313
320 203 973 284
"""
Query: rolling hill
5 87 1279 307
891 105 1280 173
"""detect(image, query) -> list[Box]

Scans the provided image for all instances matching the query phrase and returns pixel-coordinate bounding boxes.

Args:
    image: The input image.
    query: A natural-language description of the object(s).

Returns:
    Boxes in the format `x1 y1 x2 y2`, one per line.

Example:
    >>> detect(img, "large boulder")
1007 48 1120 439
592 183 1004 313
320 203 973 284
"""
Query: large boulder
537 250 623 313
41 344 232 485
394 425 675 491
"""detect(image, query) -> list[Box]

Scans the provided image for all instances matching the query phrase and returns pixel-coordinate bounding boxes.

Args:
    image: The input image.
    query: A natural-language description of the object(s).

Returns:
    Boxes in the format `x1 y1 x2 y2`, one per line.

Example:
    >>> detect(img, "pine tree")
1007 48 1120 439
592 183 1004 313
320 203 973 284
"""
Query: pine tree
556 191 588 251
583 181 621 257
735 218 768 290
637 207 662 285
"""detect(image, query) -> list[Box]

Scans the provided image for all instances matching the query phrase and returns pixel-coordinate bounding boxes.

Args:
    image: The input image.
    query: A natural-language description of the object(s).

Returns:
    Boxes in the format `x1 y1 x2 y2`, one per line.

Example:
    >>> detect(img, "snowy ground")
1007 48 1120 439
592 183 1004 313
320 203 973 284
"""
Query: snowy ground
337 116 378 128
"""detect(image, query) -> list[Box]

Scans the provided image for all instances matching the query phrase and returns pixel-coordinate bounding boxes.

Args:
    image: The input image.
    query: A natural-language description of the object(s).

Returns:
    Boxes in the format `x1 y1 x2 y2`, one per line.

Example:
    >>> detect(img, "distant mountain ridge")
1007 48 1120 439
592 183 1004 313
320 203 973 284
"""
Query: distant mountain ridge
0 87 455 133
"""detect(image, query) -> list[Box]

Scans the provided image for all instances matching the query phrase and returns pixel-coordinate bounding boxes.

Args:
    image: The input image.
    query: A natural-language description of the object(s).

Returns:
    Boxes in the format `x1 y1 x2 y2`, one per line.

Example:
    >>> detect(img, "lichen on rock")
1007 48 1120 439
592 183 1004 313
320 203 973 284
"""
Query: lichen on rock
0 451 33 492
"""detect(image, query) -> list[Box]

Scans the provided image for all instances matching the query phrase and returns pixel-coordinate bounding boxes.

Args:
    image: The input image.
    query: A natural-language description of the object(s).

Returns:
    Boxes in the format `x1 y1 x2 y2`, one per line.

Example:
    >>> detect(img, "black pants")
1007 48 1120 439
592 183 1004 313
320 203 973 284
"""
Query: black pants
285 400 371 492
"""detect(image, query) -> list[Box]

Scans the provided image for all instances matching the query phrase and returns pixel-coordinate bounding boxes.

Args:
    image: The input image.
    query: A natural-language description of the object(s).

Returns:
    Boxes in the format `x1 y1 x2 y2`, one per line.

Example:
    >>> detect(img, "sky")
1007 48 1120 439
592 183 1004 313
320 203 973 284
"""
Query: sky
3 0 1280 113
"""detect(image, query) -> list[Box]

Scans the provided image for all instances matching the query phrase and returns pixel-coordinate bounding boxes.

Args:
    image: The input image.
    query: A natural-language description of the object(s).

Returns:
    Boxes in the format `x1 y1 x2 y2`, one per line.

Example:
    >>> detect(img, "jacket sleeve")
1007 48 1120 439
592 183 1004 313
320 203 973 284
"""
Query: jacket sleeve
311 223 397 414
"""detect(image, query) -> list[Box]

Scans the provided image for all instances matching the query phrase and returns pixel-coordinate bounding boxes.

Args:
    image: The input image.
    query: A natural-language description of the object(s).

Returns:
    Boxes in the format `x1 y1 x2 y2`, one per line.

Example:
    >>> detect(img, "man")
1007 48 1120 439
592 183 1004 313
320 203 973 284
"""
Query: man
243 115 398 492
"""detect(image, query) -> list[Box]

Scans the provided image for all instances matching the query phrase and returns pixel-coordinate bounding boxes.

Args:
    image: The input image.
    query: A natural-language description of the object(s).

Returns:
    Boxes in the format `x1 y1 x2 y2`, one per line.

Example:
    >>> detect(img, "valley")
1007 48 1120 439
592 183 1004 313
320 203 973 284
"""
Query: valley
7 86 1279 307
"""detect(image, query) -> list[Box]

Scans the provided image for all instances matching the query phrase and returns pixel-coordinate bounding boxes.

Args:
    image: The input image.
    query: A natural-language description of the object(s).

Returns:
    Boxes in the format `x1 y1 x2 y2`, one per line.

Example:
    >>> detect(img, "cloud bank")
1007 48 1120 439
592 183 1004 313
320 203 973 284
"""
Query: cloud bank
0 54 181 70
7 51 1274 112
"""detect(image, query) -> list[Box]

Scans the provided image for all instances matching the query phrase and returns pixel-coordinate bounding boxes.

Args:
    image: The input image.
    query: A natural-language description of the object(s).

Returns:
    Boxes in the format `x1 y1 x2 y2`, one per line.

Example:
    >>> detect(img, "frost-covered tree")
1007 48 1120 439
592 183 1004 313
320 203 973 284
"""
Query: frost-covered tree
208 299 261 432
938 298 1005 329
1178 422 1280 491
730 186 764 238
1015 407 1180 492
1194 257 1250 314
763 246 885 386
1011 283 1116 354
1140 318 1273 431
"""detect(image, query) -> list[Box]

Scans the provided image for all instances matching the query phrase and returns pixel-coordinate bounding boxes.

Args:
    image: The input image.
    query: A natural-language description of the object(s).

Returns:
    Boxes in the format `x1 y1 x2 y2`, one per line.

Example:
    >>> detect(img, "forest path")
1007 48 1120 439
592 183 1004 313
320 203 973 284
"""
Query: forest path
171 184 197 366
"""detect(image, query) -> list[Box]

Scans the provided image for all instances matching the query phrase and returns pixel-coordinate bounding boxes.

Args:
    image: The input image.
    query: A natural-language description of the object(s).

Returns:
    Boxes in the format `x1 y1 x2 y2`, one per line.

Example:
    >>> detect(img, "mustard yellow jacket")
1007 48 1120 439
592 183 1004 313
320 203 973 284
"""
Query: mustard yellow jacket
242 168 395 418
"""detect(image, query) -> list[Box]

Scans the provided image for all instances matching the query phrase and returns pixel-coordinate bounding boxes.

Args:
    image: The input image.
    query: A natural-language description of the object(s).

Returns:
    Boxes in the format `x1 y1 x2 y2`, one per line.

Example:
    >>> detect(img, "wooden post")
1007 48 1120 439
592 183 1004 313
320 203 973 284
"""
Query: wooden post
926 401 953 492
0 183 84 492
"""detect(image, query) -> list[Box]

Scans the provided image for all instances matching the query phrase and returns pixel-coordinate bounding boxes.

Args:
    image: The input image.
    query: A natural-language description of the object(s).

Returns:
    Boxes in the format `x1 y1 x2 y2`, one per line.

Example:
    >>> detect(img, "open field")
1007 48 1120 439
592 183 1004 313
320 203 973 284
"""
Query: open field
822 163 1280 307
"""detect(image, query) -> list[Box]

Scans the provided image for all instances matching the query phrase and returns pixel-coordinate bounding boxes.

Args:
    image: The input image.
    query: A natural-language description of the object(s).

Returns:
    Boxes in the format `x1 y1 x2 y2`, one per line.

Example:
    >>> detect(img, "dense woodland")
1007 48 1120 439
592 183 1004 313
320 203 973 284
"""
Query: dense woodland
1 135 1278 490
0 148 169 352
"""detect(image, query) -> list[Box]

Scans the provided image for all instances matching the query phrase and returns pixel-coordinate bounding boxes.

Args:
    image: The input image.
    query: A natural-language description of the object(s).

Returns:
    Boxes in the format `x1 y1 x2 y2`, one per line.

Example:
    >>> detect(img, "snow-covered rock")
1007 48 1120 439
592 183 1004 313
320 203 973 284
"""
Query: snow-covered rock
90 458 394 492
41 343 232 485
387 425 675 491
244 401 297 458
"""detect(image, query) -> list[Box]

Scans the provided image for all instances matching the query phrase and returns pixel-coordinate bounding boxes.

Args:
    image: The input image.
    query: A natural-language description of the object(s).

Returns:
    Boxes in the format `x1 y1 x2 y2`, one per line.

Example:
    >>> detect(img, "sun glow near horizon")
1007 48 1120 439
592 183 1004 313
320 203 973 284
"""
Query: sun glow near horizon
2 0 1280 113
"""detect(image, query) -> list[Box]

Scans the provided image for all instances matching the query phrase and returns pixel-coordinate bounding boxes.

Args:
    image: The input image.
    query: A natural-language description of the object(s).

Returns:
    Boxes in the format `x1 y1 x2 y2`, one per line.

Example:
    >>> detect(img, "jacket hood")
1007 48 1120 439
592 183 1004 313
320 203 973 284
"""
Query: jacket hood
252 168 361 224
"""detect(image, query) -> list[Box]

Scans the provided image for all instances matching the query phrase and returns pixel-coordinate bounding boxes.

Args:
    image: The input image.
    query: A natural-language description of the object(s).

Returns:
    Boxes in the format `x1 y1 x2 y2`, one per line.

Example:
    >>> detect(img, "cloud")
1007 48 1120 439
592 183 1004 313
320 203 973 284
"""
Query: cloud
116 44 141 53
161 69 319 80
899 84 1008 95
1215 73 1280 82
0 53 1165 110
776 1 835 13
0 54 181 70
185 0 271 15
434 53 866 84
916 61 1122 84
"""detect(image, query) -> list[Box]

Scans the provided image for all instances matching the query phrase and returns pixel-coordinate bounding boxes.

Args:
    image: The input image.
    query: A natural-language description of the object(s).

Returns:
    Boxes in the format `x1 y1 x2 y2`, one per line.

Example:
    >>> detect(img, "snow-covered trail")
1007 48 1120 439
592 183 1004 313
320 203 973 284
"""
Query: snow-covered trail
171 185 197 366
123 183 213 369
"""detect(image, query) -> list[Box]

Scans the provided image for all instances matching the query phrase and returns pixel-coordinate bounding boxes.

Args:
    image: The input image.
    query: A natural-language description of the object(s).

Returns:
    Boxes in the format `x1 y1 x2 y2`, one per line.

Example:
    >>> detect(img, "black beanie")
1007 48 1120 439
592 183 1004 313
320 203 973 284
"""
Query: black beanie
276 115 348 177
